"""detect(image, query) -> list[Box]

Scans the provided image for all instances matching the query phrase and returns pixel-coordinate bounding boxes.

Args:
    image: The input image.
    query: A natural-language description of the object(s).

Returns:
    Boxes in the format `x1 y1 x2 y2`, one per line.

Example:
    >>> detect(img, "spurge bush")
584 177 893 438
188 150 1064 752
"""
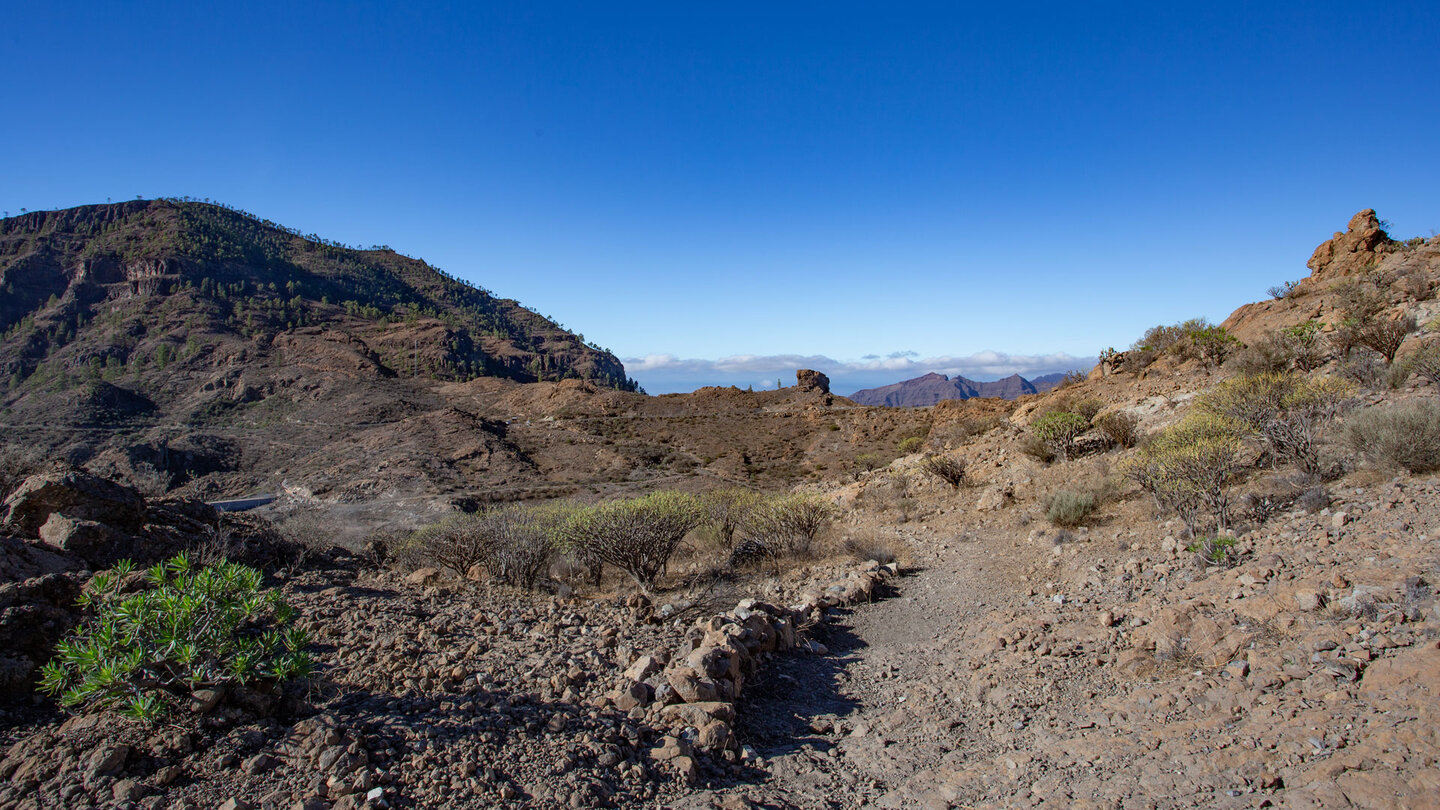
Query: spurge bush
39 554 311 720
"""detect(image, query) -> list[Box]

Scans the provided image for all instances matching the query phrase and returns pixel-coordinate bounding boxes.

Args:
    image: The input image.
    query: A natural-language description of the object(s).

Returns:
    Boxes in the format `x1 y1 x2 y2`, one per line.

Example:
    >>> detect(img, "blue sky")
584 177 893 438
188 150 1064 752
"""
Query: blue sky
3 2 1438 394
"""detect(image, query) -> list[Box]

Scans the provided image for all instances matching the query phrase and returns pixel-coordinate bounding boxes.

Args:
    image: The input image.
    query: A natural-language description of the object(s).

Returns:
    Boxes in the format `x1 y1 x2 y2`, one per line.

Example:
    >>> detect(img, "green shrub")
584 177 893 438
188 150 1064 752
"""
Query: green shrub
1281 320 1329 371
897 435 924 455
919 453 967 488
1186 535 1239 566
1132 318 1212 356
1045 490 1095 527
1190 325 1241 369
1343 400 1440 473
1122 414 1247 536
558 491 703 592
1031 411 1089 461
1198 372 1354 477
39 555 311 721
1094 411 1141 449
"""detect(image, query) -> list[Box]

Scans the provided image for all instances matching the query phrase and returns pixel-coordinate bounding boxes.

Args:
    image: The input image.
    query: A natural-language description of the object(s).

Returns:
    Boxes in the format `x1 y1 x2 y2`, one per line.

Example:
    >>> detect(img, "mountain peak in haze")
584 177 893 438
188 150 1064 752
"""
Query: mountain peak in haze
847 371 1067 407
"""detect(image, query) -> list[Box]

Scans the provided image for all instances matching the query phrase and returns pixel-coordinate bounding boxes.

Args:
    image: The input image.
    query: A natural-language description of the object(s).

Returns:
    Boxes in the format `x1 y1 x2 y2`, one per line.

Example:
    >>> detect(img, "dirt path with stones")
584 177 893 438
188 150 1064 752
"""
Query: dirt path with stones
717 521 1071 809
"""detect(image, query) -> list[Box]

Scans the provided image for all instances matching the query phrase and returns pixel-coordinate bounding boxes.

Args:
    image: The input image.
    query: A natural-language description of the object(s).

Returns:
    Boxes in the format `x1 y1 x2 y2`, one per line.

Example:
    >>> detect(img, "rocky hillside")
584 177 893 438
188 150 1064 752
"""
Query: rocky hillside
0 200 634 390
0 203 967 507
848 371 1068 407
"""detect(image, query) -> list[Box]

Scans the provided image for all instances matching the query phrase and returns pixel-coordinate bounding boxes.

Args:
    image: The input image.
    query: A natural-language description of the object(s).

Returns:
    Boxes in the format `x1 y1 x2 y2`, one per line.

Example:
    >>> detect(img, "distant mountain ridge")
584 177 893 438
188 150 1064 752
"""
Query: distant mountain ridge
847 371 1069 407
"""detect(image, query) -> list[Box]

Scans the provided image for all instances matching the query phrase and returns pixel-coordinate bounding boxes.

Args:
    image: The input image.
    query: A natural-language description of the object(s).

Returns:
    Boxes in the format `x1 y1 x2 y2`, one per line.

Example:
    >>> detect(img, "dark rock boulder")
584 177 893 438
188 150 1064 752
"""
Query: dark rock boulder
795 369 831 394
2 470 146 537
38 514 132 567
0 573 83 696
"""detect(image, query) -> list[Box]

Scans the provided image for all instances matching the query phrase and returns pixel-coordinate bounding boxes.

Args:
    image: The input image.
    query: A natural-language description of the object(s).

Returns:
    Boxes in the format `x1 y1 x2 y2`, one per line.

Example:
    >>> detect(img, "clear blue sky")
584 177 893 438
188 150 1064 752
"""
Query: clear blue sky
3 2 1438 394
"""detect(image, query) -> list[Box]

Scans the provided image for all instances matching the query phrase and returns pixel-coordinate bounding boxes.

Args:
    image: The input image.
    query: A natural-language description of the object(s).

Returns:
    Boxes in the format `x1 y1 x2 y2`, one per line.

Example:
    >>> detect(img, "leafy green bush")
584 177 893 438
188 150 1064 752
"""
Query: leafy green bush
558 491 704 592
1190 325 1241 369
1031 411 1089 461
897 436 924 455
1045 490 1095 527
1281 320 1329 371
1121 414 1247 536
39 555 311 720
1131 318 1212 355
1343 400 1440 473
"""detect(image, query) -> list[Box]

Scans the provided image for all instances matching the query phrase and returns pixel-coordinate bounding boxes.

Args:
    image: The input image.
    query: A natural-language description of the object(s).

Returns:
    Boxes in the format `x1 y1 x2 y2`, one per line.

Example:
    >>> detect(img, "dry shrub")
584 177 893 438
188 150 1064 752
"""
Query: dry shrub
406 513 493 576
559 492 702 593
407 503 569 590
1071 397 1105 424
1094 411 1141 449
919 453 967 488
699 487 762 548
933 414 1006 446
741 492 839 559
897 435 925 455
841 529 907 566
487 503 571 590
1359 315 1417 364
1229 333 1295 376
1402 340 1440 388
1045 490 1095 527
1343 400 1440 473
1018 432 1056 463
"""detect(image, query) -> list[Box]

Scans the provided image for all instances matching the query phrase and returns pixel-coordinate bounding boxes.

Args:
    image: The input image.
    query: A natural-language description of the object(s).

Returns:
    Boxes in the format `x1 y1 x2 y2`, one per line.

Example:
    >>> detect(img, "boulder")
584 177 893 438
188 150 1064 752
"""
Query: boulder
666 666 719 703
1307 209 1393 280
2 470 146 536
37 514 130 564
796 369 831 394
614 681 652 712
659 701 737 727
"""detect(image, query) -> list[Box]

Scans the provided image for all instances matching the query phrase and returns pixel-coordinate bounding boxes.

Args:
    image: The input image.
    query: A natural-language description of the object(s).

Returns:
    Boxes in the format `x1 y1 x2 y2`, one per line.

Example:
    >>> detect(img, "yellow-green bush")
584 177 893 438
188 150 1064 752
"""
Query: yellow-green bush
1122 414 1247 536
1197 372 1354 477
